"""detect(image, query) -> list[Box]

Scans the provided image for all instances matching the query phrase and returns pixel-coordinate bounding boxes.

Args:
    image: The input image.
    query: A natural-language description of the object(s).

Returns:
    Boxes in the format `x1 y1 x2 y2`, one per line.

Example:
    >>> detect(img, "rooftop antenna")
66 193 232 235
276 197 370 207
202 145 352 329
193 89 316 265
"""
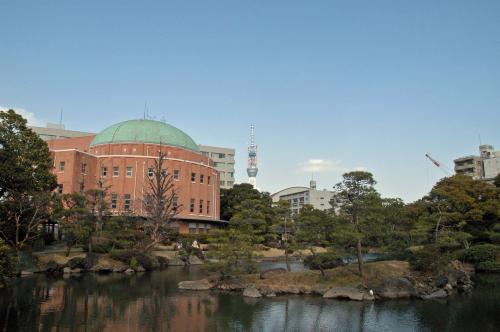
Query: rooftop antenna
143 102 147 120
59 108 63 125
478 134 482 146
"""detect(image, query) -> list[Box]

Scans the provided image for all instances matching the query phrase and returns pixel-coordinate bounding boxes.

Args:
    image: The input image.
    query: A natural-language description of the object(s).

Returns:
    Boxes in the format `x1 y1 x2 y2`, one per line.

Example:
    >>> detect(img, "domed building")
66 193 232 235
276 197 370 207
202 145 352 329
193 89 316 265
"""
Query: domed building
47 119 222 234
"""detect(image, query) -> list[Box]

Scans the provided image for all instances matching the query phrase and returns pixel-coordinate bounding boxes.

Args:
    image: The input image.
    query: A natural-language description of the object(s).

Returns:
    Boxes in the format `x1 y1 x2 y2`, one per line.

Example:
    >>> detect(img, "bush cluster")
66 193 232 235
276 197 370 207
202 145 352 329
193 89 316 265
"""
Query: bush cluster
0 240 17 278
456 244 500 265
304 251 345 271
109 249 155 270
409 245 450 273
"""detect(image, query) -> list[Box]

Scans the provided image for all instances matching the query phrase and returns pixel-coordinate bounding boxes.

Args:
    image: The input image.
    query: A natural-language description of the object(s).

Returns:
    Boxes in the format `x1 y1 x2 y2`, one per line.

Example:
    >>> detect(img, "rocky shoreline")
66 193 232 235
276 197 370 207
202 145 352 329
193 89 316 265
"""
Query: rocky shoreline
178 260 475 301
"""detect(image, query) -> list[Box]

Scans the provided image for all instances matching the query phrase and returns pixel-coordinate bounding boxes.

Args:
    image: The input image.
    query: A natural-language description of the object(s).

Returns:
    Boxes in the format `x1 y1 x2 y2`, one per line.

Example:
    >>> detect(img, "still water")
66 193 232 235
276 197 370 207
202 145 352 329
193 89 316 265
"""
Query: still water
1 266 499 332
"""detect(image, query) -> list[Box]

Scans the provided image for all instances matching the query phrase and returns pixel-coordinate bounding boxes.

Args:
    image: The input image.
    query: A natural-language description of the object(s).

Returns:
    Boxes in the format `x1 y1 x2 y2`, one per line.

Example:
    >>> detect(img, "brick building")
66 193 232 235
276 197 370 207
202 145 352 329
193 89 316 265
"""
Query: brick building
48 119 224 234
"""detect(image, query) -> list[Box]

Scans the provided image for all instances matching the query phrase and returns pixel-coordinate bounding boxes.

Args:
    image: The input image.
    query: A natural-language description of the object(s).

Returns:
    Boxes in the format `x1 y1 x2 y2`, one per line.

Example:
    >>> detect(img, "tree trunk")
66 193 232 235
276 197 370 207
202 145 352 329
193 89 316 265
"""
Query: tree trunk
356 238 363 277
284 244 291 272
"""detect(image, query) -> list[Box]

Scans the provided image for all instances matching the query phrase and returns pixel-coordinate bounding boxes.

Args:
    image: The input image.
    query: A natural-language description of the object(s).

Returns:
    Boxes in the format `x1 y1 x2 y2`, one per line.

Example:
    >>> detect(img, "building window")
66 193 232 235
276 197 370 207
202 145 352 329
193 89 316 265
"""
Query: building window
124 194 131 211
148 168 154 178
126 167 133 177
191 172 196 182
81 163 87 174
173 170 180 180
201 151 209 157
199 199 203 214
57 184 63 194
208 176 211 185
59 161 65 172
220 180 225 186
79 182 85 193
111 193 117 209
227 181 234 187
207 201 210 214
101 167 108 177
218 153 226 158
172 195 178 211
190 198 195 213
200 174 204 183
113 166 119 177
189 223 197 234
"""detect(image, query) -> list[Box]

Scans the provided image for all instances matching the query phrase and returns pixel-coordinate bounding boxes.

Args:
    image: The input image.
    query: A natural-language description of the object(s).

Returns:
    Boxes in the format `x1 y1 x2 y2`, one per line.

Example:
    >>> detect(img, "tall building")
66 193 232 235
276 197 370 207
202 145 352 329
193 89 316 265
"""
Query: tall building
30 123 93 141
271 180 335 214
198 145 236 189
247 125 258 188
48 119 224 234
454 144 500 182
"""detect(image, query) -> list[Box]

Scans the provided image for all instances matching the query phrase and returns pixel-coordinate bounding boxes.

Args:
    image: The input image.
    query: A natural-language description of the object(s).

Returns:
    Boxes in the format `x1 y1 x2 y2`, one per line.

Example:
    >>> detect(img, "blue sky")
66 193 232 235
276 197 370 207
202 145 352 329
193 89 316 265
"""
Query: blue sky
1 1 499 201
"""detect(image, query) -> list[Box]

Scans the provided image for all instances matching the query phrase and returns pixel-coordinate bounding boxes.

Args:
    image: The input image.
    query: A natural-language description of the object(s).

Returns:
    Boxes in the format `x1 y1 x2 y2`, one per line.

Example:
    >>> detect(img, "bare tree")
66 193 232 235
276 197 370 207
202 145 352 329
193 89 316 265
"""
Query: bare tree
143 150 181 250
0 190 52 251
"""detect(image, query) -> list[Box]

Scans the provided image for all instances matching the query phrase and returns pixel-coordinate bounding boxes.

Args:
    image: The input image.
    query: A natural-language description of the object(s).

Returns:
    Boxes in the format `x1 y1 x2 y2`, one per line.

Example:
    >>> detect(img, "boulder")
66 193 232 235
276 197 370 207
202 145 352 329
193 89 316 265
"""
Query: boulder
20 271 34 277
260 268 287 279
375 277 417 299
422 289 448 300
189 255 203 265
169 257 185 266
435 275 448 288
178 279 214 290
445 260 474 287
113 266 128 273
243 285 262 298
217 279 246 291
135 266 146 272
44 260 62 275
311 285 329 296
124 268 135 274
63 267 72 274
323 287 365 301
94 265 113 274
71 268 82 274
66 257 86 270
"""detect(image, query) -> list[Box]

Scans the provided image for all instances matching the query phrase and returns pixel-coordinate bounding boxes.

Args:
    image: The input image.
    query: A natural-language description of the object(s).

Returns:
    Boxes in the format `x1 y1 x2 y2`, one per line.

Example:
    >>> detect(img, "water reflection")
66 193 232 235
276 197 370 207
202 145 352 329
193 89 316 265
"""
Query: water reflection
1 269 499 332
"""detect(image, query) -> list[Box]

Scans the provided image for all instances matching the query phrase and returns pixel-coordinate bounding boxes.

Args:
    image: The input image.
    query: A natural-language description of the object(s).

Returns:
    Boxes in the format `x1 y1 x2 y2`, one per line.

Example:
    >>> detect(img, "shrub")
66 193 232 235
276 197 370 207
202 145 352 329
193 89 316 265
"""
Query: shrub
489 233 500 245
304 251 345 271
457 244 500 264
476 261 500 273
130 257 139 269
0 240 17 278
409 245 449 273
110 249 154 270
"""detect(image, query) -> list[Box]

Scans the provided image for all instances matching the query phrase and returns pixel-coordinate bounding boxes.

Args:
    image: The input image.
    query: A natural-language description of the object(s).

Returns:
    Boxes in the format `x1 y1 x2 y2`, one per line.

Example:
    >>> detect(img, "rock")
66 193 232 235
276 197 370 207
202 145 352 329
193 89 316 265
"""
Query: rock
311 285 329 296
243 285 262 298
20 271 34 277
375 277 417 299
323 287 365 301
435 275 448 288
266 292 276 297
189 255 203 265
66 257 86 270
422 289 448 300
71 268 82 274
178 279 214 290
169 257 185 266
44 260 62 275
63 267 72 274
445 260 474 287
95 266 113 274
113 266 128 273
124 268 135 274
135 266 146 272
260 268 287 279
445 283 453 291
217 279 247 291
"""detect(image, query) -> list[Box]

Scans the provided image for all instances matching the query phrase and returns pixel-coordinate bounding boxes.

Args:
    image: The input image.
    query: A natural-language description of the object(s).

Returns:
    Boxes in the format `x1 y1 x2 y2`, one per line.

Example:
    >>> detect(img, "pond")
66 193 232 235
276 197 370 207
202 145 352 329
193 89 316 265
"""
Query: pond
1 266 499 331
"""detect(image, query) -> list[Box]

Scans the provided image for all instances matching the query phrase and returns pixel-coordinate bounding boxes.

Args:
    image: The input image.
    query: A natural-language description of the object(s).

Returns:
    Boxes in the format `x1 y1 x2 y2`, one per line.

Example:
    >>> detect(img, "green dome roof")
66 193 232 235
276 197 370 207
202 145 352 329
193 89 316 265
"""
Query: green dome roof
90 119 199 152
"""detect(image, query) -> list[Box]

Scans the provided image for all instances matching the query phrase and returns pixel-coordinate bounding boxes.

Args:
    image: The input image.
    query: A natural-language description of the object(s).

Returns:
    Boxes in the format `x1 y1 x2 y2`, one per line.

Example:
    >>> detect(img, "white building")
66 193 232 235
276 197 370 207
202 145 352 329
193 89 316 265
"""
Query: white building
454 144 500 182
198 145 236 189
271 180 334 214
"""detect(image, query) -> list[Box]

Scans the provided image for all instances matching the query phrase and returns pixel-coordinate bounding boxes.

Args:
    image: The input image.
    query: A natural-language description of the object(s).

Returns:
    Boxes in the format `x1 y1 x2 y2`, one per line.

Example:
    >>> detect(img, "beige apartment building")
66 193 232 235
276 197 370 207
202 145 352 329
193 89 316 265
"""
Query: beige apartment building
454 144 500 183
198 145 236 189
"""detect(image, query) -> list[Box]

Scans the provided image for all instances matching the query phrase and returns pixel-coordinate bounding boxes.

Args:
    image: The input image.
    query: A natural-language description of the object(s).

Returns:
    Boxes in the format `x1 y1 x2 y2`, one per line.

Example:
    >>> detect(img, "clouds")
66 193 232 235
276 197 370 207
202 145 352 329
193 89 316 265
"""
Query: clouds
0 106 43 126
298 159 366 174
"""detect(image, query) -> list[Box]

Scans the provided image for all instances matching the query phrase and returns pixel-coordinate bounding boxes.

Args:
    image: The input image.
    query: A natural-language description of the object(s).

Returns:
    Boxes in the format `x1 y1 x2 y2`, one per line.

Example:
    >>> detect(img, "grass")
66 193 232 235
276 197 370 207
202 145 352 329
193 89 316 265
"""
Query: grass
243 260 410 292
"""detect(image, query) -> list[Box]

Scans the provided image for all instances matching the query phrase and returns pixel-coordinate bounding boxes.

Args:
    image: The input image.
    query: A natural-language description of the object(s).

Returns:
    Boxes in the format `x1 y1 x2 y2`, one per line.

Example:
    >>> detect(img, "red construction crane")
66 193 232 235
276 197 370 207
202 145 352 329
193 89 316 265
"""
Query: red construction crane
425 153 452 175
